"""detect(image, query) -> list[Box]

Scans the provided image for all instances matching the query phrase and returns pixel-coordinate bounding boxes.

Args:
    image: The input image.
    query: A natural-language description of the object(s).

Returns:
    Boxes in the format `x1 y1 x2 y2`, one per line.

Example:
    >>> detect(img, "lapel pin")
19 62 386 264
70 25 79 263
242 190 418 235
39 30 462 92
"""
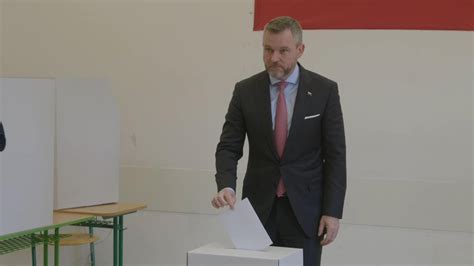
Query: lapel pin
307 91 312 96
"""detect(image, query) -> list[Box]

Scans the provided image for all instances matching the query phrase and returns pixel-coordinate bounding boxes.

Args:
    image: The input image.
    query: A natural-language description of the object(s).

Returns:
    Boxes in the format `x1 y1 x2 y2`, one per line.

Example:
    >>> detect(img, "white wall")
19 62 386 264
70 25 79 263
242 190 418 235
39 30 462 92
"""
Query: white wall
1 0 472 265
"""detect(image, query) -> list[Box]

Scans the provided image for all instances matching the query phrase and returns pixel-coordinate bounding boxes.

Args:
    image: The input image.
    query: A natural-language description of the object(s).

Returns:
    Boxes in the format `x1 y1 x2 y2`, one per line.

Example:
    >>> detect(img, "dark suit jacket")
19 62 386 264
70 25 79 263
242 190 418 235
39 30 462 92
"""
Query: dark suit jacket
215 64 346 238
0 122 5 151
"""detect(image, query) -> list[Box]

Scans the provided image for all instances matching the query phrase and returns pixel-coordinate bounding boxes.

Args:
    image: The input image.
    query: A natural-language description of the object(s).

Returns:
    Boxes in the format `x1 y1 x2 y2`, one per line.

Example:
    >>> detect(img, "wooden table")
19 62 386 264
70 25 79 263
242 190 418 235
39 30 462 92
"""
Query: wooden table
57 202 146 266
0 212 94 266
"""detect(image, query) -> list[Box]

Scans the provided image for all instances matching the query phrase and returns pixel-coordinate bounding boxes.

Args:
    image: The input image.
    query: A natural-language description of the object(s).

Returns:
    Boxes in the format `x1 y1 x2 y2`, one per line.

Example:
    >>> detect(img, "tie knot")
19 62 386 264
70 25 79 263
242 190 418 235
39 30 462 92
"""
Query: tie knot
277 81 288 92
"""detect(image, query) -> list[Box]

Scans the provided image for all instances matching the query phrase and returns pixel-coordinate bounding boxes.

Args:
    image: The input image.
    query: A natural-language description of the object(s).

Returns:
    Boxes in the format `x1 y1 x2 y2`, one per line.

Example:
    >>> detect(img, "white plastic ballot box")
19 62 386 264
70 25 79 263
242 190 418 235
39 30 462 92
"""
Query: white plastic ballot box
187 242 303 266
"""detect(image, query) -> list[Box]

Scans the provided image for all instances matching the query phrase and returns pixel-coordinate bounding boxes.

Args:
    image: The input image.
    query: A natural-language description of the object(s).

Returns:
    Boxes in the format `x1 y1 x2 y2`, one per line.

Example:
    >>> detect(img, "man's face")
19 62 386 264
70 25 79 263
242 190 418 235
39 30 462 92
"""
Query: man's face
263 29 304 80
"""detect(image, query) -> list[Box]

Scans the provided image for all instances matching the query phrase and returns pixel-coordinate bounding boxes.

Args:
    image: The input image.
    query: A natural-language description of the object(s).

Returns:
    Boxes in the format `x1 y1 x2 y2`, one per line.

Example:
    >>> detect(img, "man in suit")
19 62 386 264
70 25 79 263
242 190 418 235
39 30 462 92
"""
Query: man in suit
211 16 346 265
0 122 5 151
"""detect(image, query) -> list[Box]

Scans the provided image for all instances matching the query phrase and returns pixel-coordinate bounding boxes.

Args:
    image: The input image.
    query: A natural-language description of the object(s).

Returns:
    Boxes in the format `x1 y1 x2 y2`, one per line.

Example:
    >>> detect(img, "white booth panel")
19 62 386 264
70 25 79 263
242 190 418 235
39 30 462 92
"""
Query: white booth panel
0 78 55 235
0 85 3 232
55 79 119 210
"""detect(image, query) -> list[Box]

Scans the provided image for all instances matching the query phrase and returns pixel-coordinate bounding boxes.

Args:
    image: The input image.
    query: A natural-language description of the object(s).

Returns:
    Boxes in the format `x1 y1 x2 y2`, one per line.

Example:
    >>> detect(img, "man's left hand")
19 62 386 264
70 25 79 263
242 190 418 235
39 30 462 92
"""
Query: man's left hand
318 215 340 246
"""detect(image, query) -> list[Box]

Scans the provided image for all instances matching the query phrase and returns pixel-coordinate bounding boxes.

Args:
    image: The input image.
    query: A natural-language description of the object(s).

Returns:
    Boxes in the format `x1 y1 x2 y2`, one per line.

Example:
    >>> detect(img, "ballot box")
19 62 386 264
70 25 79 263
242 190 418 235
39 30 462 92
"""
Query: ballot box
187 242 303 266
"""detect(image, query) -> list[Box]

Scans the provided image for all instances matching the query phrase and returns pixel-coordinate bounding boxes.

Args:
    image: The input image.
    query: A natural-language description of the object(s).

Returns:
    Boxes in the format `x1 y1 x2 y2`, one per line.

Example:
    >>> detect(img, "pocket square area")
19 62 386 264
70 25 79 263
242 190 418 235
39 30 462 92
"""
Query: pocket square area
304 114 320 120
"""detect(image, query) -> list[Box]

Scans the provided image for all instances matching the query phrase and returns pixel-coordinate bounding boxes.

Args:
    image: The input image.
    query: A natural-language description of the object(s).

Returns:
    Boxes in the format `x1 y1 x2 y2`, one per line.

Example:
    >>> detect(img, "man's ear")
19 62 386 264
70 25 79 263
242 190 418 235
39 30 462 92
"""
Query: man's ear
297 43 305 59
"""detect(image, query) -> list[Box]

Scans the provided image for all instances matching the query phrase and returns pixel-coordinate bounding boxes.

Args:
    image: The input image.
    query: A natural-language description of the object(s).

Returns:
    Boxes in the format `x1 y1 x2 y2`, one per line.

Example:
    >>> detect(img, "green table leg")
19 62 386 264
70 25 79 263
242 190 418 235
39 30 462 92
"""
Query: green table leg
54 228 59 266
113 217 118 266
119 216 124 266
31 234 36 266
89 226 96 266
43 230 48 266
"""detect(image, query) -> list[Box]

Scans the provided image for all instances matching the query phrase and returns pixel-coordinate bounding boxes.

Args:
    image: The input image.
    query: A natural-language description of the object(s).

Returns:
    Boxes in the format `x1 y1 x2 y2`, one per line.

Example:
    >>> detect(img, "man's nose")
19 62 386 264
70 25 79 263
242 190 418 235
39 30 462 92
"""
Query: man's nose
271 51 280 62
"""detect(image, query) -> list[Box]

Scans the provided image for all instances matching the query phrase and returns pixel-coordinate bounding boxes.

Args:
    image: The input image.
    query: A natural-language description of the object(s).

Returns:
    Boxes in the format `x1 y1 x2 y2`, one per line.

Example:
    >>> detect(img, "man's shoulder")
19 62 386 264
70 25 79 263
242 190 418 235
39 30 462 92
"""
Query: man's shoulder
301 66 338 88
235 70 268 88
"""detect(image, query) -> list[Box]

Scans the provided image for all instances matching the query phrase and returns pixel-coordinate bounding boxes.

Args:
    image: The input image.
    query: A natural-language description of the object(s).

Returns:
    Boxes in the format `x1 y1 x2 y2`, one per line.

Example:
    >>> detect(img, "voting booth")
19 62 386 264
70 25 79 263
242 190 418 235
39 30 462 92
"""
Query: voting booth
0 77 119 236
187 242 303 266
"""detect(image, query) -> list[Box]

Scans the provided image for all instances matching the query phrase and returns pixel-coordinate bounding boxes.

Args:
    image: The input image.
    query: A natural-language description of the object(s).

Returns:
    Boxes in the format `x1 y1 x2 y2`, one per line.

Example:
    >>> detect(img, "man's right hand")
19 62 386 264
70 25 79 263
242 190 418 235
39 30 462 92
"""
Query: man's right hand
211 188 236 209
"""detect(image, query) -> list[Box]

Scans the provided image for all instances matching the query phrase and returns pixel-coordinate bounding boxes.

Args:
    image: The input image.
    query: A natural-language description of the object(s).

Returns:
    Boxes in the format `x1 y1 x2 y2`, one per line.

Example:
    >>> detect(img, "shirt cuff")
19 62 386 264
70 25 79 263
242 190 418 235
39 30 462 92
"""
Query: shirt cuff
222 187 235 194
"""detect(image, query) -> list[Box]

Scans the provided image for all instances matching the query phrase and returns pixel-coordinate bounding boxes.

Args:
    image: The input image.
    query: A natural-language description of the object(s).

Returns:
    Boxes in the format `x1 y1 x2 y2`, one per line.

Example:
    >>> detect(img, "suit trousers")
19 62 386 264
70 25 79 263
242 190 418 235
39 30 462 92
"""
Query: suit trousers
264 196 323 266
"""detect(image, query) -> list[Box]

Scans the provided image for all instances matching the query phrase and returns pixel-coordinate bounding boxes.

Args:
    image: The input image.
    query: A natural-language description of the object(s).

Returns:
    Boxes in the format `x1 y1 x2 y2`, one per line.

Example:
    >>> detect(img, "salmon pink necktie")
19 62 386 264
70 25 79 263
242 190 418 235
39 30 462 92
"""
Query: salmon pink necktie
274 81 288 197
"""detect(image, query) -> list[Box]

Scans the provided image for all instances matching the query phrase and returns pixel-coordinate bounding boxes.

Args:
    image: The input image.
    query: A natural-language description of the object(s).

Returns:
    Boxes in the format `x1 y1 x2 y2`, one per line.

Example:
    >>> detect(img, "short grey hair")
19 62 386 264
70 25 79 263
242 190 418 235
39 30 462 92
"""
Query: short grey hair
264 16 303 44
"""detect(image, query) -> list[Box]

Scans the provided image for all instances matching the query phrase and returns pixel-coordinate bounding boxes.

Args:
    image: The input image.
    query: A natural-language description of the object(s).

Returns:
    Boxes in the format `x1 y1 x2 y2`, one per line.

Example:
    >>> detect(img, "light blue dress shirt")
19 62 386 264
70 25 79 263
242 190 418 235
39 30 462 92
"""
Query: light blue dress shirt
269 64 300 132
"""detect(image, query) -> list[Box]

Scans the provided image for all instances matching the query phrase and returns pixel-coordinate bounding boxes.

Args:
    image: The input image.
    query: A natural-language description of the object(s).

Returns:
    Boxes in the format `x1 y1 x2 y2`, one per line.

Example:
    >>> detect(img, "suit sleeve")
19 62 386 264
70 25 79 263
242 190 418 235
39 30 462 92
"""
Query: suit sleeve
215 84 247 192
0 122 5 151
321 83 346 219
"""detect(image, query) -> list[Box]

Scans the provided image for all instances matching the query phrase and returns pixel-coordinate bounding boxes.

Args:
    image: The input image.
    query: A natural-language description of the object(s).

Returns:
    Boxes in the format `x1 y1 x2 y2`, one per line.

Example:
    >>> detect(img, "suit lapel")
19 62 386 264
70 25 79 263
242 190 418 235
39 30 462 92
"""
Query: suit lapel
255 73 280 162
283 66 311 161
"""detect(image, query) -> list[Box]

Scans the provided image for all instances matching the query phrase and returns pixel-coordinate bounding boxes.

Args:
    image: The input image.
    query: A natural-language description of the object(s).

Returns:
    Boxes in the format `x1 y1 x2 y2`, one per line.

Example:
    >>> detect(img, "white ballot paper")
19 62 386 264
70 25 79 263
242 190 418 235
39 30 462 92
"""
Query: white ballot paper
218 198 273 251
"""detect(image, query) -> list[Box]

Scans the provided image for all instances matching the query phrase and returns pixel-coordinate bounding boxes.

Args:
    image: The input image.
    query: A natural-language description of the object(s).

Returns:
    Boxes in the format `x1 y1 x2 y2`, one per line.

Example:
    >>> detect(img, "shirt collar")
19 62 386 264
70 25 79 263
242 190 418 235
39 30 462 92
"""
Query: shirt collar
269 64 300 86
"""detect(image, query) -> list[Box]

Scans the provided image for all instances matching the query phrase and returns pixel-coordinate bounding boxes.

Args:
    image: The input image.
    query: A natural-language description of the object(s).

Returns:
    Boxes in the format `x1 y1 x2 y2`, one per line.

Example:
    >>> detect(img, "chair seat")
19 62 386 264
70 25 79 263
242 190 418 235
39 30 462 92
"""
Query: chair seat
55 233 99 246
